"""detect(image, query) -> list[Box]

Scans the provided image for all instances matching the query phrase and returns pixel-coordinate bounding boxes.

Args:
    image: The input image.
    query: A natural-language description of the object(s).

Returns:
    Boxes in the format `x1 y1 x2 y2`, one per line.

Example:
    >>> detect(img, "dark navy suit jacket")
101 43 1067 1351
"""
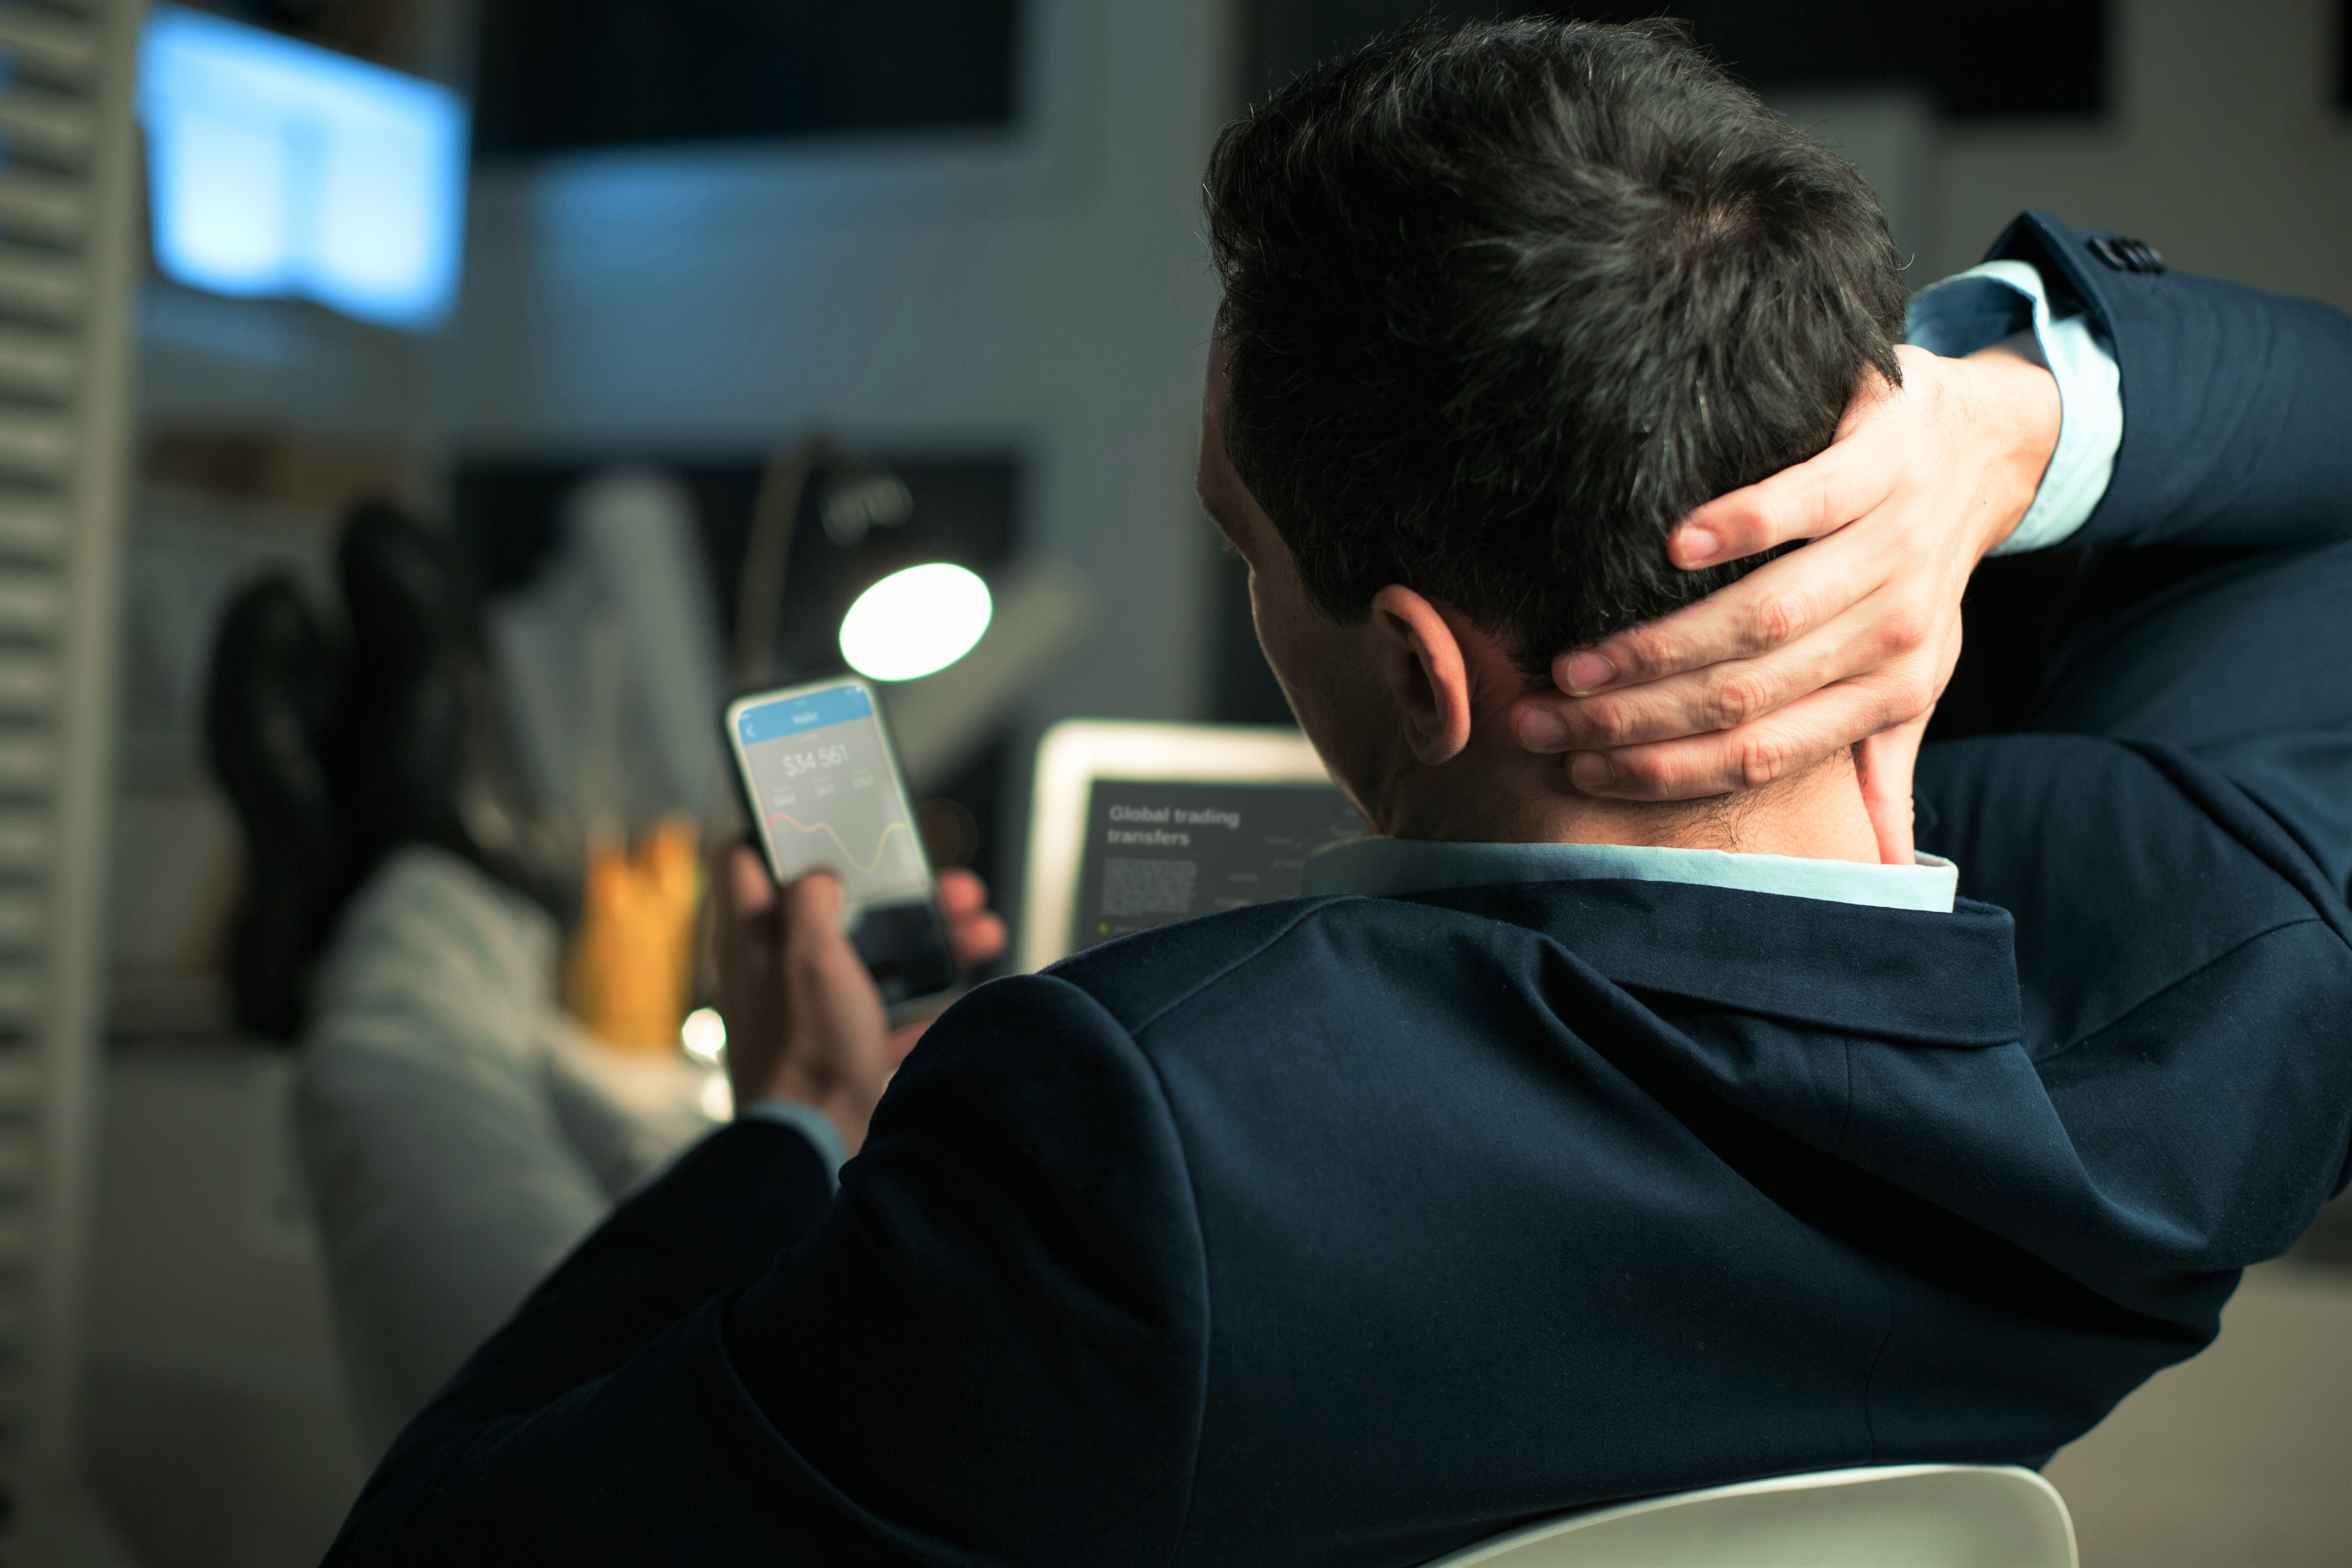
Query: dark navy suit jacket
324 214 2352 1566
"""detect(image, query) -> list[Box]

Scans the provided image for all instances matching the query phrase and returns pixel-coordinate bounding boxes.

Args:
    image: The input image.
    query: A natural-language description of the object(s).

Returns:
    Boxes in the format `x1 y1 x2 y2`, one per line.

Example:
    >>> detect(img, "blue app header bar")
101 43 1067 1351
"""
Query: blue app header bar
737 684 873 745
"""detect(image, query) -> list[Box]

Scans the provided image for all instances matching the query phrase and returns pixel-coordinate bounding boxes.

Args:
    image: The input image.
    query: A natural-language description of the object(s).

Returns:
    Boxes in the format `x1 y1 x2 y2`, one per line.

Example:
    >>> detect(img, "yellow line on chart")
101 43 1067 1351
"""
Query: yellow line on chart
766 810 915 874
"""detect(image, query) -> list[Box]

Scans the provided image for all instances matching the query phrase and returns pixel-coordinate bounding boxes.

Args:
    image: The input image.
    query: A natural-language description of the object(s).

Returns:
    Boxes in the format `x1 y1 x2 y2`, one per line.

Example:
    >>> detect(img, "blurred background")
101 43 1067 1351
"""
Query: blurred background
0 0 2344 1563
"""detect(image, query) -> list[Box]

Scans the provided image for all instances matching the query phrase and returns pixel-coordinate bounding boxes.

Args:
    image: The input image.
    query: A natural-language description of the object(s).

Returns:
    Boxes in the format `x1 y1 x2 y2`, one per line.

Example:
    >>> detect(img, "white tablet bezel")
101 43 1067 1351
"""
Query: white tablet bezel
1017 720 1338 972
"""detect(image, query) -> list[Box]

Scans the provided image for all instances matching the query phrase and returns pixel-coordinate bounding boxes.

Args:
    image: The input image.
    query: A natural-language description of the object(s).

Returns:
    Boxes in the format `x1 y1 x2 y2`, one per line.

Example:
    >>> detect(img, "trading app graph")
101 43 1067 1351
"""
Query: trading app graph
735 685 930 906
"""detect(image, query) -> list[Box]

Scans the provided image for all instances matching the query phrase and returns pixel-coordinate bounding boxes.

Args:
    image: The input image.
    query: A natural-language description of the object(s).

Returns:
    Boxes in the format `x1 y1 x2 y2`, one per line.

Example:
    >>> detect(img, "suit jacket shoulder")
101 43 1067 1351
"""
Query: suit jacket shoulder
1045 893 1361 1033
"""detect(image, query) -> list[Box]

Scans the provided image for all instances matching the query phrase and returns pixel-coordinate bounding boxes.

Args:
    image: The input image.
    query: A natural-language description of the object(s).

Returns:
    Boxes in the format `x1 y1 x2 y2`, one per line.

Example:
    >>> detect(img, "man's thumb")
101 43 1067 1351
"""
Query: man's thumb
1857 717 1927 868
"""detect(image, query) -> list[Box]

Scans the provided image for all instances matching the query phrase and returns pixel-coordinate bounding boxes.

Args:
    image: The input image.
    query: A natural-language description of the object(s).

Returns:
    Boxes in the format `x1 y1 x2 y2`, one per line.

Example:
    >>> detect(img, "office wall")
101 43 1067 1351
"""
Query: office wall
1247 0 2352 310
438 0 1237 733
1931 0 2352 306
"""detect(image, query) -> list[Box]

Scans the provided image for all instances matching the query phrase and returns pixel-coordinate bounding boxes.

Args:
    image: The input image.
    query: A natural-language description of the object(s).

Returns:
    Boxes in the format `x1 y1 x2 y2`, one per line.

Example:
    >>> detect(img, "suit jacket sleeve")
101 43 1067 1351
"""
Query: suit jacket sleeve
1919 221 2352 1239
322 973 1209 1567
1964 213 2352 891
1987 211 2352 553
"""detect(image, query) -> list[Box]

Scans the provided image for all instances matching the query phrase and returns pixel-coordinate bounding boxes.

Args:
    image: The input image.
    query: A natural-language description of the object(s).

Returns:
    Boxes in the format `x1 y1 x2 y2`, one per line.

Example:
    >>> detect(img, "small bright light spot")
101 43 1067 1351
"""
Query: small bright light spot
680 1006 727 1065
698 1073 734 1121
839 563 993 682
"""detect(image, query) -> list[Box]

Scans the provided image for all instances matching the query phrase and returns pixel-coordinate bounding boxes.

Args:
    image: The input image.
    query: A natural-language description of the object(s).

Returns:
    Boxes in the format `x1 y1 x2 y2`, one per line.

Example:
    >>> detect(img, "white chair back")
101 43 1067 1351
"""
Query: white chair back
1423 1464 2076 1568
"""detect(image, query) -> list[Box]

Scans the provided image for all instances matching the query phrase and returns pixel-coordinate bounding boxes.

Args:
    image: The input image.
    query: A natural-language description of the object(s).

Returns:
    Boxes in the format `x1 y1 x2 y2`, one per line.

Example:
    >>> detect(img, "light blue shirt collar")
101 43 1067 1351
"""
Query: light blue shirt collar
1301 837 1959 913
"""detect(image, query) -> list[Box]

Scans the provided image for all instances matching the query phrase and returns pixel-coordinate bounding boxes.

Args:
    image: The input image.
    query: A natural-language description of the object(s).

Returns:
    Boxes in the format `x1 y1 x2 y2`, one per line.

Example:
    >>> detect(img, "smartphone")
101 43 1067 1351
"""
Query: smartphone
725 677 958 1018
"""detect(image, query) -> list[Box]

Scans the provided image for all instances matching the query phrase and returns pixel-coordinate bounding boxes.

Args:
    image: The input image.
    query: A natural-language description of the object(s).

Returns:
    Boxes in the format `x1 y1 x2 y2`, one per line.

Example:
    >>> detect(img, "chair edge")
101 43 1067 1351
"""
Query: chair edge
1425 1463 2076 1568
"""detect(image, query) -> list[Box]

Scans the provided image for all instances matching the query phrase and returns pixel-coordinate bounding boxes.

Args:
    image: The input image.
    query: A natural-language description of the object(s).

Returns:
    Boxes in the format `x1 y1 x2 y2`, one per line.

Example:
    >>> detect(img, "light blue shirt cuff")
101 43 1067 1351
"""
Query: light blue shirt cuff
741 1098 847 1189
1905 258 2121 555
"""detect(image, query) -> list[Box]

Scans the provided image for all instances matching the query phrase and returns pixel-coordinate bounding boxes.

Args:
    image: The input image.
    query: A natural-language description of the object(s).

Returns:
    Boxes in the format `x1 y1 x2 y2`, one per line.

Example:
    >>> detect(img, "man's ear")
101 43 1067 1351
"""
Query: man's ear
1370 585 1473 766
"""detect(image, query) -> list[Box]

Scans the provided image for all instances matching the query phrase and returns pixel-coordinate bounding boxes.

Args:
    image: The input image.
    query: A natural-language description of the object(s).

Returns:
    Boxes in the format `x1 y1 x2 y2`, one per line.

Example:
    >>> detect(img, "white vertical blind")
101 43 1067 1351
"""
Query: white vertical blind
0 0 139 1557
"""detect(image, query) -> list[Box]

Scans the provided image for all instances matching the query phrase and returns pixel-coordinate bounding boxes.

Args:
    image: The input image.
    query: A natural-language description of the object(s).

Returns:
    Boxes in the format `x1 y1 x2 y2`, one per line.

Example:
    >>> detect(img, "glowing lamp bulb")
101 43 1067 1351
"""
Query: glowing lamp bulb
839 563 993 681
680 1006 727 1065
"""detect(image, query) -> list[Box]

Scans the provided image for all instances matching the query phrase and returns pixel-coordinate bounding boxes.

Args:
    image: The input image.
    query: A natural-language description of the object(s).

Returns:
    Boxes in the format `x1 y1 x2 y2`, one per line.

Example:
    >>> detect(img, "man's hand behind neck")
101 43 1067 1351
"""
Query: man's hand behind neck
1369 586 1886 862
1381 702 1886 863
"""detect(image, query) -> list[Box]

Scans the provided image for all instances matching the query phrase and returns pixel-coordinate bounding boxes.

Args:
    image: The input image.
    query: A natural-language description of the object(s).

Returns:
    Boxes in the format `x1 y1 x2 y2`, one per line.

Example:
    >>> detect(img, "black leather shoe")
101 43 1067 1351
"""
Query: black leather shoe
205 574 346 1041
332 500 577 922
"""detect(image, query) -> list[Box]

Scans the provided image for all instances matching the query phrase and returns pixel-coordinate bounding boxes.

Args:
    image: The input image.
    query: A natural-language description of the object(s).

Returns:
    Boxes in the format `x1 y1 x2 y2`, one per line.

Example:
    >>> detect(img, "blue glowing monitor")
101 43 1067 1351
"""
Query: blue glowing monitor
137 7 468 330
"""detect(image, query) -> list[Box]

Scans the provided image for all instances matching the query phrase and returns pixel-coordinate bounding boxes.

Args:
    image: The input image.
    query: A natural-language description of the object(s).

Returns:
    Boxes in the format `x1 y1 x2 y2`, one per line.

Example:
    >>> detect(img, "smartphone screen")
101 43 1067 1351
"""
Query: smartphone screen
728 680 957 1009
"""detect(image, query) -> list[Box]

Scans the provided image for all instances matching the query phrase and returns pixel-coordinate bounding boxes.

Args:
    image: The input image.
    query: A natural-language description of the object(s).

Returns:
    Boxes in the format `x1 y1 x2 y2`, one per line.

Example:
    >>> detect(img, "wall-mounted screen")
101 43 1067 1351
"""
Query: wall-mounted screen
136 6 469 330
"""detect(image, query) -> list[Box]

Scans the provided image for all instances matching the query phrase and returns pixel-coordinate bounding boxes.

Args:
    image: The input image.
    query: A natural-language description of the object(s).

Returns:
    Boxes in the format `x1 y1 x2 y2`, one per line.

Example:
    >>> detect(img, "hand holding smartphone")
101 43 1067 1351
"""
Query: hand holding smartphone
725 679 959 1020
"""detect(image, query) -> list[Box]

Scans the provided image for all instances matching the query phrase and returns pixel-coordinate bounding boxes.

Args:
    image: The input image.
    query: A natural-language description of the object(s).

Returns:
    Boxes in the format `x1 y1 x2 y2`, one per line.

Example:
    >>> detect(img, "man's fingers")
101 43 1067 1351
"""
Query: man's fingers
1535 522 1898 709
1666 361 1910 567
1856 713 1931 868
936 869 989 917
724 842 777 918
1856 621 1958 863
934 869 1007 966
780 872 849 964
785 869 842 915
1525 592 1929 753
1566 673 1933 801
1668 415 1904 570
950 912 1009 967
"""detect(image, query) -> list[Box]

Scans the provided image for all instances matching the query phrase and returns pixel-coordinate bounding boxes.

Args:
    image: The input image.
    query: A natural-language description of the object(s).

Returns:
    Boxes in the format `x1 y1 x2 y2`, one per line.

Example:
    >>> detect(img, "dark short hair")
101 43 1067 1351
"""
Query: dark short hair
1204 17 1906 673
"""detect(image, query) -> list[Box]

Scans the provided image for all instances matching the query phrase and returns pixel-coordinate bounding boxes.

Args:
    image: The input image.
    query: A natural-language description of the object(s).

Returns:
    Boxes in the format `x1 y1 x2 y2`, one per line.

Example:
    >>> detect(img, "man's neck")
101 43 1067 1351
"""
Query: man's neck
1376 744 1886 864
